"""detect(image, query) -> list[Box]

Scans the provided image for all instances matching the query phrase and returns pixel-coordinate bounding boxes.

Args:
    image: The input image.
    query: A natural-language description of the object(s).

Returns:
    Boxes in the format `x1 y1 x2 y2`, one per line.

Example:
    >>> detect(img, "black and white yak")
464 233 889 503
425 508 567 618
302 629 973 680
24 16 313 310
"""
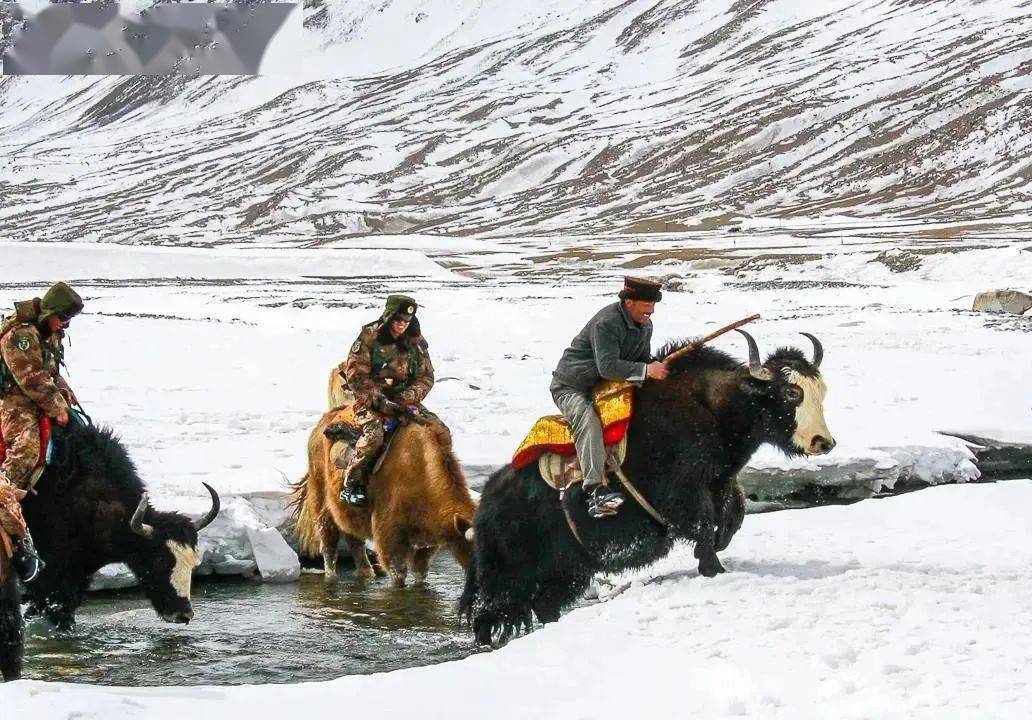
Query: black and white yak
0 420 220 680
460 330 835 645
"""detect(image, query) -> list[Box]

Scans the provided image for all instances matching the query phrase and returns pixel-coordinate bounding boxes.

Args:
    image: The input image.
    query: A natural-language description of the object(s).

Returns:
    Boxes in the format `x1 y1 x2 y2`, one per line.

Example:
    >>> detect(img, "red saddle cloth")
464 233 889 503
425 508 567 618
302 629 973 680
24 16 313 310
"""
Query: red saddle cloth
0 416 52 468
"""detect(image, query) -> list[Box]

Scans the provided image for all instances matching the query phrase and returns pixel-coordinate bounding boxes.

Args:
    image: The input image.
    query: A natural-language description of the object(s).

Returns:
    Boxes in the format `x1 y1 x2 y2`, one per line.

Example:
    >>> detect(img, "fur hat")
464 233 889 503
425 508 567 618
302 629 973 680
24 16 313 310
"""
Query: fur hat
618 276 662 303
380 294 418 323
39 282 84 322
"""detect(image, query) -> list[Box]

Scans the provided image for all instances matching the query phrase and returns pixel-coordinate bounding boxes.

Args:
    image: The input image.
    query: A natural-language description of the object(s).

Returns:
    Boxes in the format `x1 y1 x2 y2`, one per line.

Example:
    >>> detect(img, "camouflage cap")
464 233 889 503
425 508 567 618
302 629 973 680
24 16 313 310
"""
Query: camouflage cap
380 294 418 323
39 282 84 322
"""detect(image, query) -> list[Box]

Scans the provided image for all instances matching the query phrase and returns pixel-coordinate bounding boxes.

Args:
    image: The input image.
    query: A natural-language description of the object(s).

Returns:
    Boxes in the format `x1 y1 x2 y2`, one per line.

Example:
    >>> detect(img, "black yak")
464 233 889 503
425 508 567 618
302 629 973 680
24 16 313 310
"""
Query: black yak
460 331 835 645
0 546 21 681
20 420 220 631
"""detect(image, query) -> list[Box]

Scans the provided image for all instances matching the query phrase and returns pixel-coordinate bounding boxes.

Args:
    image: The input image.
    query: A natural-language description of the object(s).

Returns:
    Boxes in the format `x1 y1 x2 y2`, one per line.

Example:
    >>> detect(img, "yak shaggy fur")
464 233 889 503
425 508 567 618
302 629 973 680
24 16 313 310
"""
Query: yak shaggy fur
21 422 212 630
461 338 833 646
290 408 476 588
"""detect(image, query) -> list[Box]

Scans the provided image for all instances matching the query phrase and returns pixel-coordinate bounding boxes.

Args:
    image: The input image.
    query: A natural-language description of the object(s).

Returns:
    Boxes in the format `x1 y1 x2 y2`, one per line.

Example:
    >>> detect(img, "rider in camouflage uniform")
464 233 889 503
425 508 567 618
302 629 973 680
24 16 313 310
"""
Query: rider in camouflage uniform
339 295 435 506
0 282 84 581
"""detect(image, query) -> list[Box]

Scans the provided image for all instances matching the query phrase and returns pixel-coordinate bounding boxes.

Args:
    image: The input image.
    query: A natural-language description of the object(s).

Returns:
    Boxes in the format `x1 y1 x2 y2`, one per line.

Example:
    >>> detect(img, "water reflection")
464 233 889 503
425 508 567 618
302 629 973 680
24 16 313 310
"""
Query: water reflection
23 556 478 686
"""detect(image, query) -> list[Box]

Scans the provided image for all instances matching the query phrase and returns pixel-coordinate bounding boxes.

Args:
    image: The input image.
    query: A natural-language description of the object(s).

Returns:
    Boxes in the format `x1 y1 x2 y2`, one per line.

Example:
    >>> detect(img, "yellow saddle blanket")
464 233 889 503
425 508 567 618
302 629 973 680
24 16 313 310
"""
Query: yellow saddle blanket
512 380 634 472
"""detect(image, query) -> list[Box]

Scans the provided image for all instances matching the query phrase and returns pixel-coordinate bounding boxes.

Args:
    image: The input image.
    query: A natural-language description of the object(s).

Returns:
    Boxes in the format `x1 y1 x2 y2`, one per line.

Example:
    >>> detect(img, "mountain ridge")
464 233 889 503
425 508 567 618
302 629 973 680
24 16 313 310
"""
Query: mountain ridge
1 0 1030 244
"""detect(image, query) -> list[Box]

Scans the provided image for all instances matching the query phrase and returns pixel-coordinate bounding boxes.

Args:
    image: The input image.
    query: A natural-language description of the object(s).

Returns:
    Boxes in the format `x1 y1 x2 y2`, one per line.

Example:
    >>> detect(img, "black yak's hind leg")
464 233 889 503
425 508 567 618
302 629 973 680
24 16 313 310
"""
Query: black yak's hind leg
715 480 746 552
532 573 591 625
0 571 23 681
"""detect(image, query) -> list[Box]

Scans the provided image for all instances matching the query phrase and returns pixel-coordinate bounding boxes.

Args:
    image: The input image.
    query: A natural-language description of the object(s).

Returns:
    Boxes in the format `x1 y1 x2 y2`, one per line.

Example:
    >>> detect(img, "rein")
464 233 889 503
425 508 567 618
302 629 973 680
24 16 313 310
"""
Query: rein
45 406 92 495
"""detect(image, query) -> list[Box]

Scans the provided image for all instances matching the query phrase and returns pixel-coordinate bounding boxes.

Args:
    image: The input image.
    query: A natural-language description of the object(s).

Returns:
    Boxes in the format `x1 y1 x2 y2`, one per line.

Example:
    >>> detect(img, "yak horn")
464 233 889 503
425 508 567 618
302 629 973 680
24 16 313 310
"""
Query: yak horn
129 493 155 539
736 329 773 381
193 482 221 531
800 332 823 369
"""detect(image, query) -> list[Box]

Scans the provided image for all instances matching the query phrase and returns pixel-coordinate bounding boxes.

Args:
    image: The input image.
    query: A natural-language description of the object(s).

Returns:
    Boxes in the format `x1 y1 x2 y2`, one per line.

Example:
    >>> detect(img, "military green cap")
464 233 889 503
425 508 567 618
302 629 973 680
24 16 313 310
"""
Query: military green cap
380 294 418 323
39 282 84 322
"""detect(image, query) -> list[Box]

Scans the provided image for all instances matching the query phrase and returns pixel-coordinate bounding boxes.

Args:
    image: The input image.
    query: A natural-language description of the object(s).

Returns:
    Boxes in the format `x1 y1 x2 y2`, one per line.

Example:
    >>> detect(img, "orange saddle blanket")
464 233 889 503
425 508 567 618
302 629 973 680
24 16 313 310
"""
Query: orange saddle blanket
0 416 52 469
512 381 633 471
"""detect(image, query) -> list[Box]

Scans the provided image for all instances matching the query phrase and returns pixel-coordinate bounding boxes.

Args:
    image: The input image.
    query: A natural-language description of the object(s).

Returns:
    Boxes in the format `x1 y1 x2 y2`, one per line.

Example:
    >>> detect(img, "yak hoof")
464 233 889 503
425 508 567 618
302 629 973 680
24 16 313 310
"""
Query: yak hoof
698 557 726 578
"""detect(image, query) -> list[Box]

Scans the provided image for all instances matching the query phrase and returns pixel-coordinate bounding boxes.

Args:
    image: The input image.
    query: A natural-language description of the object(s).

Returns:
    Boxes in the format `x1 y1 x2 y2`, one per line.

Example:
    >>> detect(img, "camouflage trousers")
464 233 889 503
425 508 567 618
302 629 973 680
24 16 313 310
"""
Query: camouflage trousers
346 410 385 482
0 395 41 489
344 408 451 484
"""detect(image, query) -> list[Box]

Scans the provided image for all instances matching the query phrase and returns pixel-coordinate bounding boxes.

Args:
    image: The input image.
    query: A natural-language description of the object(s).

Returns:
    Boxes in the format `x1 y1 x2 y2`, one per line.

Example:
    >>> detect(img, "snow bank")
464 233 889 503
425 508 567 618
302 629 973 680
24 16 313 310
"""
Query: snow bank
8 481 1032 718
0 242 459 282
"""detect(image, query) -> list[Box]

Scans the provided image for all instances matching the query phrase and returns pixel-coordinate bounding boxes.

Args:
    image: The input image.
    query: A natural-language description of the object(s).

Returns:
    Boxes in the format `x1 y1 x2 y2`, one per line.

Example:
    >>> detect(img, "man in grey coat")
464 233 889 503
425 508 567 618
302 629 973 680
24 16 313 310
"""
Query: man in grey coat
551 276 669 518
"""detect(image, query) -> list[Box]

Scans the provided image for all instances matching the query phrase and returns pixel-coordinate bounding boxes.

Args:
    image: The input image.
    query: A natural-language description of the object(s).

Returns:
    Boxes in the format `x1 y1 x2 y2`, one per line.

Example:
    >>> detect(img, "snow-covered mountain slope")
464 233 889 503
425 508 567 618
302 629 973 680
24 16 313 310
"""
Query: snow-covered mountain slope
5 481 1031 718
2 0 1031 244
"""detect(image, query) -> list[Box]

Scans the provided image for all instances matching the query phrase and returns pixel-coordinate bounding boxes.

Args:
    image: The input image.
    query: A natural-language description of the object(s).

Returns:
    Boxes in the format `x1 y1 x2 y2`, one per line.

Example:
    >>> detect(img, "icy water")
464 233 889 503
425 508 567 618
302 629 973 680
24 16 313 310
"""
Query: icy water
22 558 478 686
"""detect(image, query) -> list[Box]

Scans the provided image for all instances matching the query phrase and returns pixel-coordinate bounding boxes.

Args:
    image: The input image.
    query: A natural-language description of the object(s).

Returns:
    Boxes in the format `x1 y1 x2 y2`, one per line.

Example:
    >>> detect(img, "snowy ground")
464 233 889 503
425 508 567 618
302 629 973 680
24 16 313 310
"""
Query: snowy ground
0 233 1028 578
5 481 1031 718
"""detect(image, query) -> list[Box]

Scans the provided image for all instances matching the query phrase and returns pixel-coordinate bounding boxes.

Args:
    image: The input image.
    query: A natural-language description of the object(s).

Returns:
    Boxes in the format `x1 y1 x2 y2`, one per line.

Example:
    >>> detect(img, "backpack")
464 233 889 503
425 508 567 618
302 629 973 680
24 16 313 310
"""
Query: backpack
0 301 42 397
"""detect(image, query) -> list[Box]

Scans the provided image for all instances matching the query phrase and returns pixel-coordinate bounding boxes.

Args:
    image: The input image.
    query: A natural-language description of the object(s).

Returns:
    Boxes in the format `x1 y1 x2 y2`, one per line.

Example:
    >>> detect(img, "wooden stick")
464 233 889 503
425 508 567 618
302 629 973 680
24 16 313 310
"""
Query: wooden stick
662 313 761 364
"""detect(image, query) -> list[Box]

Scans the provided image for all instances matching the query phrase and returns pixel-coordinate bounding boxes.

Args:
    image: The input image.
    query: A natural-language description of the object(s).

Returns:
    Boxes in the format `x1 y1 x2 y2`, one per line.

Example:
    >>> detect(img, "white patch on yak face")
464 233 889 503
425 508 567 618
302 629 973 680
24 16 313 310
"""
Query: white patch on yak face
166 540 198 600
786 370 834 455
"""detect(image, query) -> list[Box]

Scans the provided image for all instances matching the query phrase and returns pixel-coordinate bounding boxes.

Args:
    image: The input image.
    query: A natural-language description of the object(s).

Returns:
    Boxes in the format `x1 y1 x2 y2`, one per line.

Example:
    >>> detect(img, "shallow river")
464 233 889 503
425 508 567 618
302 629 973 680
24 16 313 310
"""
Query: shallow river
23 558 479 686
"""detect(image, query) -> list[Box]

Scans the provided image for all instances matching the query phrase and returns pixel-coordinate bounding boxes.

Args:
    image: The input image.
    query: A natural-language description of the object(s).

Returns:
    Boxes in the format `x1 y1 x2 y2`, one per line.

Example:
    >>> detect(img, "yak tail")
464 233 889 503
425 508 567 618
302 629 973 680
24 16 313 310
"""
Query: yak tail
288 472 322 557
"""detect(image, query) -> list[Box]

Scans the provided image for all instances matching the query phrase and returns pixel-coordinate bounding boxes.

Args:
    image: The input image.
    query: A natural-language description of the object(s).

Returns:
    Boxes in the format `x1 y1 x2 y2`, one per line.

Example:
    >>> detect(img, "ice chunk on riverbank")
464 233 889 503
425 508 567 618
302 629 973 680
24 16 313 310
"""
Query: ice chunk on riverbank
247 527 301 583
88 564 137 591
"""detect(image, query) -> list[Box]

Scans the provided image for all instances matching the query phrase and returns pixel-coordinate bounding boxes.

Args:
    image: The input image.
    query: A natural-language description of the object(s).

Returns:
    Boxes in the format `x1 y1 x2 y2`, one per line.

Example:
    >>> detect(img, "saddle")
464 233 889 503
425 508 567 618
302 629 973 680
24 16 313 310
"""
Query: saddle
512 380 634 489
323 402 418 475
0 416 52 490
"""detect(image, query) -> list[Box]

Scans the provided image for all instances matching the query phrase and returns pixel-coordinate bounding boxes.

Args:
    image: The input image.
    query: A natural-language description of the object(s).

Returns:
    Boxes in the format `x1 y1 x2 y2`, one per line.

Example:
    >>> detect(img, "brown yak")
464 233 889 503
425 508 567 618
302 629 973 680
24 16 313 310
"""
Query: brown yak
290 401 476 588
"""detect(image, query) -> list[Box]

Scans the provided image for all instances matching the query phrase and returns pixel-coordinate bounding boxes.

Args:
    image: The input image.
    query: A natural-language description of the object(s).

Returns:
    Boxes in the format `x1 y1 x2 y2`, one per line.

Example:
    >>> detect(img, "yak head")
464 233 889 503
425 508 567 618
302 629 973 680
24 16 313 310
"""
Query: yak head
126 482 220 624
736 330 836 457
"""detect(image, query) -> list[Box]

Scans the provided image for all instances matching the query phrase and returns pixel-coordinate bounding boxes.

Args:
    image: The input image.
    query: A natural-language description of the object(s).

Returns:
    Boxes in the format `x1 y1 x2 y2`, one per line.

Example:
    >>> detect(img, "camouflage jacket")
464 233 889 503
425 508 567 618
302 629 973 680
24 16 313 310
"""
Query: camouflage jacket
0 304 73 418
344 320 434 413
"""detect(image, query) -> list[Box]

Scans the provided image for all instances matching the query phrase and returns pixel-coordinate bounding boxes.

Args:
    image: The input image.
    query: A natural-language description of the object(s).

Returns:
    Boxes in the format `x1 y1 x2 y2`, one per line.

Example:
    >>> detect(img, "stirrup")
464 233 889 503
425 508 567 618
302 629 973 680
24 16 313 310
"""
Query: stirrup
586 485 624 519
13 534 45 583
339 484 367 507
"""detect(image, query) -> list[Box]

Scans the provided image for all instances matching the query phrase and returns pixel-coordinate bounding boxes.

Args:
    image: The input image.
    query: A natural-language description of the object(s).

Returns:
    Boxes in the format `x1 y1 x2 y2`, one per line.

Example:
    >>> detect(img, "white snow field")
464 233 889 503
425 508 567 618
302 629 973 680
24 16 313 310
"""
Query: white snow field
0 233 1029 581
4 481 1031 718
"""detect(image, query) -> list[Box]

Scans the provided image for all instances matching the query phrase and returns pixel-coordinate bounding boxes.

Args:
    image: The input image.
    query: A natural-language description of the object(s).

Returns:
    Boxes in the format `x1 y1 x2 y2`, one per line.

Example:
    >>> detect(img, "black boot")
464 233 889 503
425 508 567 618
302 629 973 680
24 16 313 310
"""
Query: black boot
12 531 44 583
339 465 369 507
585 484 624 519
